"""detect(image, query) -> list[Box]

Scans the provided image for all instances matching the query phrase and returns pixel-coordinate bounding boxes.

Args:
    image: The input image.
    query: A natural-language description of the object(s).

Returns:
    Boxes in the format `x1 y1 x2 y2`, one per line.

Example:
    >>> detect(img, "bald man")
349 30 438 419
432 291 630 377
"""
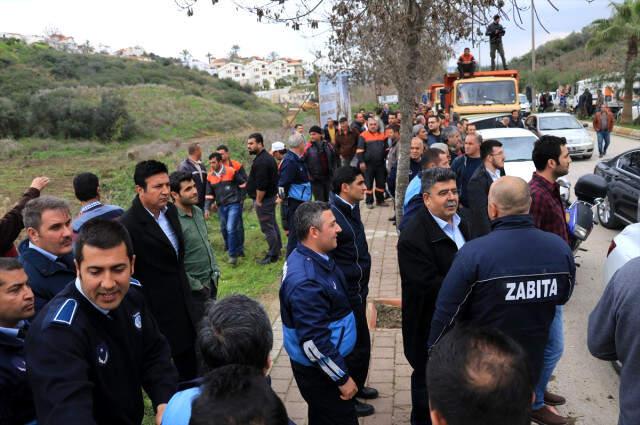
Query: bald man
428 176 576 391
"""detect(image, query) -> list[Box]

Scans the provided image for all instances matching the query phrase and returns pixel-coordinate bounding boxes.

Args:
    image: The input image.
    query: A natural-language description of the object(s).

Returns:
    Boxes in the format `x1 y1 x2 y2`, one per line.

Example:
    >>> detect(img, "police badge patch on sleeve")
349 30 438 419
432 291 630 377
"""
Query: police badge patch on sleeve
97 342 109 366
133 312 142 330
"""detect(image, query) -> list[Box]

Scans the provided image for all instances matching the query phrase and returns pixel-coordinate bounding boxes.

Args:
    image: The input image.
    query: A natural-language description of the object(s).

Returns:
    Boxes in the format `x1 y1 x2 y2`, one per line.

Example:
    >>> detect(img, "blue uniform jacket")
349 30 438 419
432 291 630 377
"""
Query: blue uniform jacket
428 215 575 380
25 280 178 425
278 150 311 201
0 326 35 425
72 203 124 233
280 244 356 386
18 239 76 313
329 193 371 305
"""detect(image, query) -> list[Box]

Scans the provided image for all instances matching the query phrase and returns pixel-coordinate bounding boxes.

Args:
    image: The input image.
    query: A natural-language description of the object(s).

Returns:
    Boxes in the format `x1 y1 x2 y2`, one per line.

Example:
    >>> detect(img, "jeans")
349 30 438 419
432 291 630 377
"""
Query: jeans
533 306 564 410
256 196 282 258
597 131 611 155
218 202 243 257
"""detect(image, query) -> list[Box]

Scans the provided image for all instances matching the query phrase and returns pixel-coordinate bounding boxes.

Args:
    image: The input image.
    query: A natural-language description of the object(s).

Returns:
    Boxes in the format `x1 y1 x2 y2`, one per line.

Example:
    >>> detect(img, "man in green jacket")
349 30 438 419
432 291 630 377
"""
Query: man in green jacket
170 171 221 322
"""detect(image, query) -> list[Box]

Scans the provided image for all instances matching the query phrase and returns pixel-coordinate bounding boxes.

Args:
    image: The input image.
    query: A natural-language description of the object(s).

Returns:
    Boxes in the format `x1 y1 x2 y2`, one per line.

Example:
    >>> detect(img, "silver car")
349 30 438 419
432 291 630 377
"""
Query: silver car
532 112 595 159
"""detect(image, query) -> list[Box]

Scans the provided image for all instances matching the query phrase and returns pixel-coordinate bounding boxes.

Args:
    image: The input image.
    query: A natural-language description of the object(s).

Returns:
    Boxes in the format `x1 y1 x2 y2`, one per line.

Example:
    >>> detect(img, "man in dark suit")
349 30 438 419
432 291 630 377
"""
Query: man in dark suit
466 139 505 238
398 167 471 425
120 160 198 381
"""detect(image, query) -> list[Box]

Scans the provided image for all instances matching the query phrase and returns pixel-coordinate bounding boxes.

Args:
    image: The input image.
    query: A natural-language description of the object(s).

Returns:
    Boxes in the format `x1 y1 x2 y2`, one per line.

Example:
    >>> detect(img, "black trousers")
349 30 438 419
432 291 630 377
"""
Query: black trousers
255 196 282 258
346 300 371 390
291 361 358 425
173 346 199 382
285 198 304 257
490 41 507 70
411 359 431 425
365 163 386 205
457 62 476 76
311 180 331 202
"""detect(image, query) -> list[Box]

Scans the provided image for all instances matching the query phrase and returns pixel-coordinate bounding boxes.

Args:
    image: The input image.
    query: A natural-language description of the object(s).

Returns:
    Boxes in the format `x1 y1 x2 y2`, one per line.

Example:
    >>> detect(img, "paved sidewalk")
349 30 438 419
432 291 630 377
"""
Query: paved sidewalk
269 203 410 425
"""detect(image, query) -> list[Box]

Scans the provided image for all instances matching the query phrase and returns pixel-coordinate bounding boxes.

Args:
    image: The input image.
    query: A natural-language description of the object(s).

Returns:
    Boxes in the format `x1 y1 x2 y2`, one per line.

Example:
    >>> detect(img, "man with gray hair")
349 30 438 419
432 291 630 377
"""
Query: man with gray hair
279 132 312 257
429 176 575 422
177 142 207 209
398 168 471 425
18 196 75 312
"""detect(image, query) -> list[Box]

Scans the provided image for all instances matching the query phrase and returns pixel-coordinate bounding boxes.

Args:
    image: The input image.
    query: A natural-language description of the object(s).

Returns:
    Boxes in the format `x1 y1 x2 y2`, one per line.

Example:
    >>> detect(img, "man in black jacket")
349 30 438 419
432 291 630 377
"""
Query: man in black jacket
398 167 471 425
120 160 198 381
247 133 282 264
329 166 377 418
305 125 339 202
466 139 505 238
486 14 507 71
177 143 207 209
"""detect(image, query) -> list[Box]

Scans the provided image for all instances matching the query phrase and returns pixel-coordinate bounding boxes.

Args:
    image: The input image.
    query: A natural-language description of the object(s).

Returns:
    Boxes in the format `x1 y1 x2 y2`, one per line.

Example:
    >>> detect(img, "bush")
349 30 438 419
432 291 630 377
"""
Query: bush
94 93 136 141
0 97 20 138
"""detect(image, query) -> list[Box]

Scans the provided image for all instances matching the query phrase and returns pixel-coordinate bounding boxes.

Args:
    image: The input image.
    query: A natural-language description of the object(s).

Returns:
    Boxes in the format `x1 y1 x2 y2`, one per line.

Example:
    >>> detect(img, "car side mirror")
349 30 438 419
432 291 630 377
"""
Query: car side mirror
583 123 588 128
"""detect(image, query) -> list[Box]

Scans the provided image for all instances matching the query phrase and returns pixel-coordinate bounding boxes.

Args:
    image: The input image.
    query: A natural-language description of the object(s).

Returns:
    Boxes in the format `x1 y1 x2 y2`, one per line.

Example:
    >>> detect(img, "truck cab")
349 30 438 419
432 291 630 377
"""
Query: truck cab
442 70 520 122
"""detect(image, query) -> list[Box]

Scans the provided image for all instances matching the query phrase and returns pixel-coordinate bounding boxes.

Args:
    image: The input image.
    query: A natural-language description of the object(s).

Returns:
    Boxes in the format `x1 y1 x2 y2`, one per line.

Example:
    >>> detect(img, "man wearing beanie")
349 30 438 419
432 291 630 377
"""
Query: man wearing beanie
304 125 339 202
278 133 312 256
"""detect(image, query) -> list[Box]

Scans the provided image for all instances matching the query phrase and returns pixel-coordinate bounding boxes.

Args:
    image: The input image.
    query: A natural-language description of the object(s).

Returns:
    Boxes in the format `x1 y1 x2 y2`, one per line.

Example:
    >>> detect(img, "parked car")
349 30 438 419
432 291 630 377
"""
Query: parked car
519 93 531 116
594 148 640 228
477 127 570 201
604 223 640 285
530 112 595 159
616 101 640 122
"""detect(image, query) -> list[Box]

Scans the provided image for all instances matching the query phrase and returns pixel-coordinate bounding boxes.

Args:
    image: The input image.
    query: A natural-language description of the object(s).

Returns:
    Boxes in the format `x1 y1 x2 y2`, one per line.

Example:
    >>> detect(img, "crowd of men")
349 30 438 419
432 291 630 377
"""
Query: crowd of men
0 99 634 425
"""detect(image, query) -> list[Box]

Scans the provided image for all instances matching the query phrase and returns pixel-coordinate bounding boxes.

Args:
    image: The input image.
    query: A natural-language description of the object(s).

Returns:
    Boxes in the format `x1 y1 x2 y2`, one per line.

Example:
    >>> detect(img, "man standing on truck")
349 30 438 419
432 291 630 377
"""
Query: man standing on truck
486 14 507 71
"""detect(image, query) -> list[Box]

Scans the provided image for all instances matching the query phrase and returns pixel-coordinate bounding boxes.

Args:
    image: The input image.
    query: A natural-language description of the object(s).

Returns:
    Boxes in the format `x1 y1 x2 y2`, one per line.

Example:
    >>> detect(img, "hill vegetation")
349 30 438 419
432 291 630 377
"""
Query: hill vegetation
0 37 283 141
509 24 626 90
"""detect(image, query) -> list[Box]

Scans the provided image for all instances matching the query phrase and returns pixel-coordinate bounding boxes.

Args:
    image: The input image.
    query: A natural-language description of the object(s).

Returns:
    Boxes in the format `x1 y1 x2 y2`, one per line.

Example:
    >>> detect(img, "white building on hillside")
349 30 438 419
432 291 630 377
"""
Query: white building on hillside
209 56 306 88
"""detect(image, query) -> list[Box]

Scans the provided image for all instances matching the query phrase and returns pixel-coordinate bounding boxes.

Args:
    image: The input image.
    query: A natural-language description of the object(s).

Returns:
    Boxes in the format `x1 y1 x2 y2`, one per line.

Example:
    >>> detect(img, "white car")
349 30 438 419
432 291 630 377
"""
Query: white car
603 223 640 285
531 112 595 159
519 93 531 115
477 127 570 201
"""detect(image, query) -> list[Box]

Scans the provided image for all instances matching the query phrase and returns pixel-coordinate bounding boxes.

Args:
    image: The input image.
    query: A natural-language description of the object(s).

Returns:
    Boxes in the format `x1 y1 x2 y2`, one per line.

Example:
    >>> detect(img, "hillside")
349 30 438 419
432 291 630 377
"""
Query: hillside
509 23 625 91
0 37 283 141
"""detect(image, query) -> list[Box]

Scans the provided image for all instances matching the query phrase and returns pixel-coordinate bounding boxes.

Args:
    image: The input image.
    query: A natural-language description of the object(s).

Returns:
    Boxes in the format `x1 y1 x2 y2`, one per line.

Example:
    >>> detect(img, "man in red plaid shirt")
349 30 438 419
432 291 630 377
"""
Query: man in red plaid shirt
528 135 572 425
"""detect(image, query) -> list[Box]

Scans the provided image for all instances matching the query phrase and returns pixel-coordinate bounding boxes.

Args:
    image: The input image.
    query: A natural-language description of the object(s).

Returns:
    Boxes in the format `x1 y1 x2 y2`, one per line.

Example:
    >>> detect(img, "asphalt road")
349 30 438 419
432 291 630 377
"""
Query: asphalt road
550 132 637 425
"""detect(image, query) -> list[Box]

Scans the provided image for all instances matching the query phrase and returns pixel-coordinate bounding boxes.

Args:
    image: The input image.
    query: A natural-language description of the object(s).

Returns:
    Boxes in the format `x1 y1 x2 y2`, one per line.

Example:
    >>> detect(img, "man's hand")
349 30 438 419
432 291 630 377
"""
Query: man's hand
255 199 263 208
359 163 366 172
155 403 167 425
30 176 50 191
211 203 218 213
338 377 358 401
204 209 210 219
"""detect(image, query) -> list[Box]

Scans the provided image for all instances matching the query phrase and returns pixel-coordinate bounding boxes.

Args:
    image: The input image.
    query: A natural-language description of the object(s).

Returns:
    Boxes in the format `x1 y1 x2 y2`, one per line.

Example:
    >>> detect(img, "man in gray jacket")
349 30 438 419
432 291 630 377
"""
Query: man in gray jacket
588 257 640 425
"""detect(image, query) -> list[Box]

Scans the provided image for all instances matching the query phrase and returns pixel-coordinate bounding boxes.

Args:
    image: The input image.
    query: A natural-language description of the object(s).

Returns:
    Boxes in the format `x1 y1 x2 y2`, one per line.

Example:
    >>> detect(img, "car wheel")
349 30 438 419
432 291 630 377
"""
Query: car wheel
598 194 622 229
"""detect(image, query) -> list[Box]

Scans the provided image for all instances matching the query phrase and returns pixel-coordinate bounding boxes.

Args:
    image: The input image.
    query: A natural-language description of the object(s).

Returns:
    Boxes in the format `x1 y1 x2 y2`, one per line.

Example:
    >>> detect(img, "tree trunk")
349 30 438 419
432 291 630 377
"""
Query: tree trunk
621 36 638 125
393 0 422 226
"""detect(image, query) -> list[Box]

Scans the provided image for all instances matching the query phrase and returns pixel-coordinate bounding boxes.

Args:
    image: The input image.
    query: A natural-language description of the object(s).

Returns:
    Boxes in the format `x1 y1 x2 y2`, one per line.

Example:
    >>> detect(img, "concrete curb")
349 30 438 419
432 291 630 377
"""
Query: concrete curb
581 121 640 140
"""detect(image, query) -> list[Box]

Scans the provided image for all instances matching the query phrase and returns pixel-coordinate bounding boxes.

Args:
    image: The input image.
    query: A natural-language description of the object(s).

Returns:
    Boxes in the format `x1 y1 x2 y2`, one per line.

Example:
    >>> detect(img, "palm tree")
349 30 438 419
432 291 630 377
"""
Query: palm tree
206 52 213 64
180 49 191 63
588 0 640 124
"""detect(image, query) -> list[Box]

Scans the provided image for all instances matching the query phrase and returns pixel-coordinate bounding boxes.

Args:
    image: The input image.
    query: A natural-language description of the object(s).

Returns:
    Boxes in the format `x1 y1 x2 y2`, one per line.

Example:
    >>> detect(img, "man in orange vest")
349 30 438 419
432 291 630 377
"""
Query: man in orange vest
205 152 246 266
457 47 476 77
216 145 248 257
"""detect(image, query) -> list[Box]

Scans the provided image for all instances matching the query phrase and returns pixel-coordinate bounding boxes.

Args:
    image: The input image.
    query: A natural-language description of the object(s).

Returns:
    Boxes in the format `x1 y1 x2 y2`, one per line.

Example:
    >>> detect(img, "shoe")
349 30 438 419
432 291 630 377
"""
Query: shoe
366 203 374 209
257 255 278 265
238 252 246 257
388 216 396 221
531 405 568 425
354 400 375 417
228 256 238 266
544 391 566 406
599 153 603 158
357 386 379 400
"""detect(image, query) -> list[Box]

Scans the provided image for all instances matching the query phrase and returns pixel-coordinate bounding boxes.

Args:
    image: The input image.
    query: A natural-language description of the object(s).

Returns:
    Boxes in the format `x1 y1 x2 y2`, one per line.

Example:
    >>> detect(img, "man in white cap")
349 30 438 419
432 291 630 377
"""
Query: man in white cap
278 133 312 256
271 141 287 164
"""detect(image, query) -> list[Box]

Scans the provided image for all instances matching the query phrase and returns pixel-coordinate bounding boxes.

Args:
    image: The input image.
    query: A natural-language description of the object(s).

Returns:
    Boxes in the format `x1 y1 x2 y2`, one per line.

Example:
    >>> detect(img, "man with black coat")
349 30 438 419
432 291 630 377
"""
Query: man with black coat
329 166 377 417
398 167 471 425
177 143 207 210
466 139 505 238
120 160 198 381
304 125 339 202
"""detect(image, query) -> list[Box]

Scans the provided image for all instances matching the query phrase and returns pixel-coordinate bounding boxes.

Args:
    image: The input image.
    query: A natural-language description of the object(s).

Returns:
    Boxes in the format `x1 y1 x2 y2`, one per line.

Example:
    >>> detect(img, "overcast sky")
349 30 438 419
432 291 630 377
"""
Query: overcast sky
0 0 617 66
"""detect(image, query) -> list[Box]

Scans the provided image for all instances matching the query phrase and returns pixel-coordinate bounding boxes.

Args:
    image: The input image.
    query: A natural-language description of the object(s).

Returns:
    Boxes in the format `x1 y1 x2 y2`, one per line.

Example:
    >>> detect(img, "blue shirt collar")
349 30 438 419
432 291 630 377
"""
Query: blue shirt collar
0 320 27 339
80 201 103 214
28 241 58 262
429 212 461 230
335 194 355 210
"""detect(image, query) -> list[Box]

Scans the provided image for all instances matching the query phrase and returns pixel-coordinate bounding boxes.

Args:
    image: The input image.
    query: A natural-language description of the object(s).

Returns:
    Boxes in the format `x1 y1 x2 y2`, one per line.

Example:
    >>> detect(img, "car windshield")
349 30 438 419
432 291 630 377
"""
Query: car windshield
539 116 583 130
495 136 537 162
456 81 517 106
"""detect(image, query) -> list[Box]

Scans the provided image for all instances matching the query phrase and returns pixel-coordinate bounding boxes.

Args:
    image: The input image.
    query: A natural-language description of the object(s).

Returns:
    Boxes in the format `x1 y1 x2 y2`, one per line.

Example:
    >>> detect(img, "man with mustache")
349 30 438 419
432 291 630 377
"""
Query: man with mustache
25 219 178 425
398 167 471 425
18 196 76 312
0 258 37 424
121 160 198 381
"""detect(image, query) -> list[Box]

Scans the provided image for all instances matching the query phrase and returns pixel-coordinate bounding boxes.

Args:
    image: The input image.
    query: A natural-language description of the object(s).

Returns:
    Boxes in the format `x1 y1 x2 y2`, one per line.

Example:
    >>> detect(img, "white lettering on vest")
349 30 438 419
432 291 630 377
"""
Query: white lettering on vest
504 278 561 301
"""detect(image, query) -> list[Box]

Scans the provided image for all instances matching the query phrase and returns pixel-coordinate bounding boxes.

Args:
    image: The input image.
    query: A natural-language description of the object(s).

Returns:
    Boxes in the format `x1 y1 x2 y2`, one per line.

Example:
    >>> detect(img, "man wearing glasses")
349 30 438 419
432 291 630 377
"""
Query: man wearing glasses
398 167 472 425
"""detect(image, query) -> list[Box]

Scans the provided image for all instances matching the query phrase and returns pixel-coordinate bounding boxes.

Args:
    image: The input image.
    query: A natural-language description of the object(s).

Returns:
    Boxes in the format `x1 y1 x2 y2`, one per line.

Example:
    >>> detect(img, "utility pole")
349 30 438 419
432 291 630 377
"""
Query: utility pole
531 0 536 107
